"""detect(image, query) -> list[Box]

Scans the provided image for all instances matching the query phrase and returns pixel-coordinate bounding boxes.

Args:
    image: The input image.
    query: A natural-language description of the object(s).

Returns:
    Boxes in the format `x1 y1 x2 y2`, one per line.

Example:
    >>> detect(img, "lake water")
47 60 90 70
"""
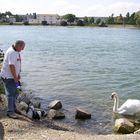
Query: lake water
0 26 140 134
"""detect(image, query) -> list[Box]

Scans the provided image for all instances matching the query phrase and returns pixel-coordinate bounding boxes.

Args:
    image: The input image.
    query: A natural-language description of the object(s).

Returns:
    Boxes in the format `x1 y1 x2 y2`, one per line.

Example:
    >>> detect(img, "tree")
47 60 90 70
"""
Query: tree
119 14 123 23
42 20 47 25
83 16 89 24
116 14 123 24
5 11 12 16
107 13 114 24
63 14 76 24
60 21 68 26
135 11 140 25
89 17 94 24
129 12 136 24
96 18 101 25
77 20 84 26
125 12 130 23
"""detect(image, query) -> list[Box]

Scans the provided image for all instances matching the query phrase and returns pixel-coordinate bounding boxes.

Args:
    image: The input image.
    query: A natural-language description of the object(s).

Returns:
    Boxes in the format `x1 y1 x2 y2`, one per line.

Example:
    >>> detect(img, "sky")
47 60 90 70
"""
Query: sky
0 0 140 17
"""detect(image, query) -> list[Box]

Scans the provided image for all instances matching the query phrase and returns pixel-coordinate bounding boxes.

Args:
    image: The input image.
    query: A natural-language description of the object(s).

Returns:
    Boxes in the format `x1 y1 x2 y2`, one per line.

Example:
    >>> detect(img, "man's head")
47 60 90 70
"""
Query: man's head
14 40 25 52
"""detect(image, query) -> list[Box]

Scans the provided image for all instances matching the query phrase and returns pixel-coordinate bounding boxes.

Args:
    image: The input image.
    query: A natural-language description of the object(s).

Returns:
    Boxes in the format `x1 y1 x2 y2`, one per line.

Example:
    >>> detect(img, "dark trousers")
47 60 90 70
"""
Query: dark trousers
2 78 17 115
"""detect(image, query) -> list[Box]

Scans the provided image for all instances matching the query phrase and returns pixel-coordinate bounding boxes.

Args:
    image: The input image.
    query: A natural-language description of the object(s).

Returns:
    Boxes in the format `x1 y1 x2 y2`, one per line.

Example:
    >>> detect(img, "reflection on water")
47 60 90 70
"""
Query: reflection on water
0 26 140 134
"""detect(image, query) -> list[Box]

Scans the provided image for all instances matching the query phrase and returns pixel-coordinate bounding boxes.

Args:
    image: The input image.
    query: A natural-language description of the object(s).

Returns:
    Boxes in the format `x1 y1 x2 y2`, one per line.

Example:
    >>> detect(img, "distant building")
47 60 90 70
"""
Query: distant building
28 14 61 25
0 16 16 23
8 16 16 23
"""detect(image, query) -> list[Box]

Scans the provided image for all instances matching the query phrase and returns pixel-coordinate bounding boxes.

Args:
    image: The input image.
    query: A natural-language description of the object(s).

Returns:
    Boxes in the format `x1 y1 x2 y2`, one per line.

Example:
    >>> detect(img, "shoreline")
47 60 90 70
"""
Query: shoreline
0 102 140 140
0 23 139 28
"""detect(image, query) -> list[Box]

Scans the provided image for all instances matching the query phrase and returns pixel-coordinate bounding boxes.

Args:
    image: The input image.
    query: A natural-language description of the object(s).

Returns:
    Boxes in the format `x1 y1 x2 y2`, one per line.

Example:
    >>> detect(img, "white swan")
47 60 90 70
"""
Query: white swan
111 92 140 116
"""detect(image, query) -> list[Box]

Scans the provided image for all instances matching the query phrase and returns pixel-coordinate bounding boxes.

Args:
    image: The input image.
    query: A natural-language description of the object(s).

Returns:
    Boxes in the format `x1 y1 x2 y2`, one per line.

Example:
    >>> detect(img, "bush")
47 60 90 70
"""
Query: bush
9 22 13 25
96 18 101 25
42 21 48 25
98 21 108 27
77 20 84 26
60 21 68 26
24 21 30 25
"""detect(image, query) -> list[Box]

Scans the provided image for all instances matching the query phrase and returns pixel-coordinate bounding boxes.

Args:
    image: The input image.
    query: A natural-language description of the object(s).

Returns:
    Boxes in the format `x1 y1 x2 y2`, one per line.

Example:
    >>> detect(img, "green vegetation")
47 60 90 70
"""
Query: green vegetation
89 17 94 24
135 11 140 25
77 20 84 26
83 16 89 24
98 21 107 27
24 21 30 25
41 21 47 25
63 14 76 25
106 11 140 26
96 18 101 25
60 21 68 26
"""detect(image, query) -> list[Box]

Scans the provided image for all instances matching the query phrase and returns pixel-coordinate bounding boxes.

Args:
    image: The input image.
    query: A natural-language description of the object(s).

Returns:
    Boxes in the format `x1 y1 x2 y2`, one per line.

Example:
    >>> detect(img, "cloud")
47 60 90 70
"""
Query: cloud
81 2 140 16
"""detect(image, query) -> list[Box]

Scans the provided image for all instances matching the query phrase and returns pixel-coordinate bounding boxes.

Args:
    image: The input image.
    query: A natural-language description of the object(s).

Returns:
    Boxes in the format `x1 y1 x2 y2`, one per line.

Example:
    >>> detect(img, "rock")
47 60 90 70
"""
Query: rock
0 94 7 109
134 129 140 134
114 118 135 134
17 91 31 105
75 108 91 119
48 100 62 110
30 99 41 108
16 101 28 111
48 109 65 119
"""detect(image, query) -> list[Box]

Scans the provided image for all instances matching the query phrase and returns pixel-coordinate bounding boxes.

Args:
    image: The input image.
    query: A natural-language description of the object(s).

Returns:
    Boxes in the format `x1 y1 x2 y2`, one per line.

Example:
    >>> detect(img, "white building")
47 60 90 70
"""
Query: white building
29 14 61 25
8 16 16 23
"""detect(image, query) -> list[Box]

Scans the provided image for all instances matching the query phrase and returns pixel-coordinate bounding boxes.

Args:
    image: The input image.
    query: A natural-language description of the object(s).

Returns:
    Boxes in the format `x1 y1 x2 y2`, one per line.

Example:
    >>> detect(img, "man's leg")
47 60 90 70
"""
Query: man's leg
3 79 17 115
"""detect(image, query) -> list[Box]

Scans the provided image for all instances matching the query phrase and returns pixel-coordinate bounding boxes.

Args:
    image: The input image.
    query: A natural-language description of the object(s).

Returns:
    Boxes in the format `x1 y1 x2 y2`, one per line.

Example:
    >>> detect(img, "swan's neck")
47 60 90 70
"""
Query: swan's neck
113 95 119 112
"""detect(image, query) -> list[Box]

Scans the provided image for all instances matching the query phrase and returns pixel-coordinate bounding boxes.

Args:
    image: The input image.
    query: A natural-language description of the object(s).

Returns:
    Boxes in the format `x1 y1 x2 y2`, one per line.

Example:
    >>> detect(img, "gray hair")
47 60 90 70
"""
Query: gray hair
13 40 25 48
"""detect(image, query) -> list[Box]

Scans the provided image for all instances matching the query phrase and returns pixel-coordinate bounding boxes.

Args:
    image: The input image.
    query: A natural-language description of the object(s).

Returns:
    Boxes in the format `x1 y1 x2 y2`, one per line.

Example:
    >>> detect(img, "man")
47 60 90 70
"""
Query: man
1 40 25 119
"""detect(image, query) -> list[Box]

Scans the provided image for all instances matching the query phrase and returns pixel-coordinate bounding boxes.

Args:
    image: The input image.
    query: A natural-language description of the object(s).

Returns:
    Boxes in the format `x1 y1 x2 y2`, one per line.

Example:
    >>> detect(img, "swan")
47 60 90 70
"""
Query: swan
111 92 140 116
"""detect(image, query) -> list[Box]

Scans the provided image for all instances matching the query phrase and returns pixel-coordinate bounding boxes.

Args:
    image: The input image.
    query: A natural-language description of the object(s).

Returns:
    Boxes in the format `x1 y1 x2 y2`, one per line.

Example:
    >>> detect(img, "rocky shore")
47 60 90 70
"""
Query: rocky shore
0 100 140 140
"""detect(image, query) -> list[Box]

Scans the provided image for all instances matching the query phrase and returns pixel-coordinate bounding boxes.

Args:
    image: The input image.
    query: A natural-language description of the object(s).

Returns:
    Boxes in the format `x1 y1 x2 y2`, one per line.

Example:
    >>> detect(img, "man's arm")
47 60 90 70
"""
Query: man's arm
9 65 19 82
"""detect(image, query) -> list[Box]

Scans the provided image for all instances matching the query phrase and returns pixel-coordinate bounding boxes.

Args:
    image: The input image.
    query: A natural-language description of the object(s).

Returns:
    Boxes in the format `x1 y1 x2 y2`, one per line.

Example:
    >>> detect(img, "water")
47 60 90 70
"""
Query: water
0 26 140 134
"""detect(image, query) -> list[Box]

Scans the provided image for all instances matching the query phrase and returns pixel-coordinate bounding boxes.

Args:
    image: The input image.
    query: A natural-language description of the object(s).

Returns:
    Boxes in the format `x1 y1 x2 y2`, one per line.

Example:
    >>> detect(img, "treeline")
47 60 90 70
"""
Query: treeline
107 12 140 25
62 11 140 26
61 14 107 27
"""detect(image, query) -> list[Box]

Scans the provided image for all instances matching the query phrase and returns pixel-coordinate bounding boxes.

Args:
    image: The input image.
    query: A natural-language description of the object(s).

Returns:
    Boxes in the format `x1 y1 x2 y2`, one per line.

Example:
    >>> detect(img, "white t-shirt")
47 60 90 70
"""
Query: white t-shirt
1 47 21 79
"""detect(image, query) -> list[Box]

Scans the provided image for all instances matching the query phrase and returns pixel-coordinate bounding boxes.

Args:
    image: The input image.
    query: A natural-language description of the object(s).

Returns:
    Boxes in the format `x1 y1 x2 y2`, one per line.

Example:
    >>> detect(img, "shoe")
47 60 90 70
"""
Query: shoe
15 109 22 115
7 113 18 119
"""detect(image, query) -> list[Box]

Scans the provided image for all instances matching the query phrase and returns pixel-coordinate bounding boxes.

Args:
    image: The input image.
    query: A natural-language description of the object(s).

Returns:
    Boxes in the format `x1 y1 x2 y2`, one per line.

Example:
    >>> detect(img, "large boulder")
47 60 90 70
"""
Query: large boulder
114 118 135 134
48 100 62 110
75 108 91 119
48 109 65 119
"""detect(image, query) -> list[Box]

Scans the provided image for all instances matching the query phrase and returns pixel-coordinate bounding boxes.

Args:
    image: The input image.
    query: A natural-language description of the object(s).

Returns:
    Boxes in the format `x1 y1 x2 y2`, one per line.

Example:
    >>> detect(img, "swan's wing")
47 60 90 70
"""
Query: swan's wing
118 99 140 115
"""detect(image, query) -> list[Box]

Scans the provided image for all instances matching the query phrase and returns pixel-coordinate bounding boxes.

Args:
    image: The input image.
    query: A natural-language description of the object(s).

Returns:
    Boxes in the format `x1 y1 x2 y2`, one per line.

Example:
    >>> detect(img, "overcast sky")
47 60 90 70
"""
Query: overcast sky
0 0 140 16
